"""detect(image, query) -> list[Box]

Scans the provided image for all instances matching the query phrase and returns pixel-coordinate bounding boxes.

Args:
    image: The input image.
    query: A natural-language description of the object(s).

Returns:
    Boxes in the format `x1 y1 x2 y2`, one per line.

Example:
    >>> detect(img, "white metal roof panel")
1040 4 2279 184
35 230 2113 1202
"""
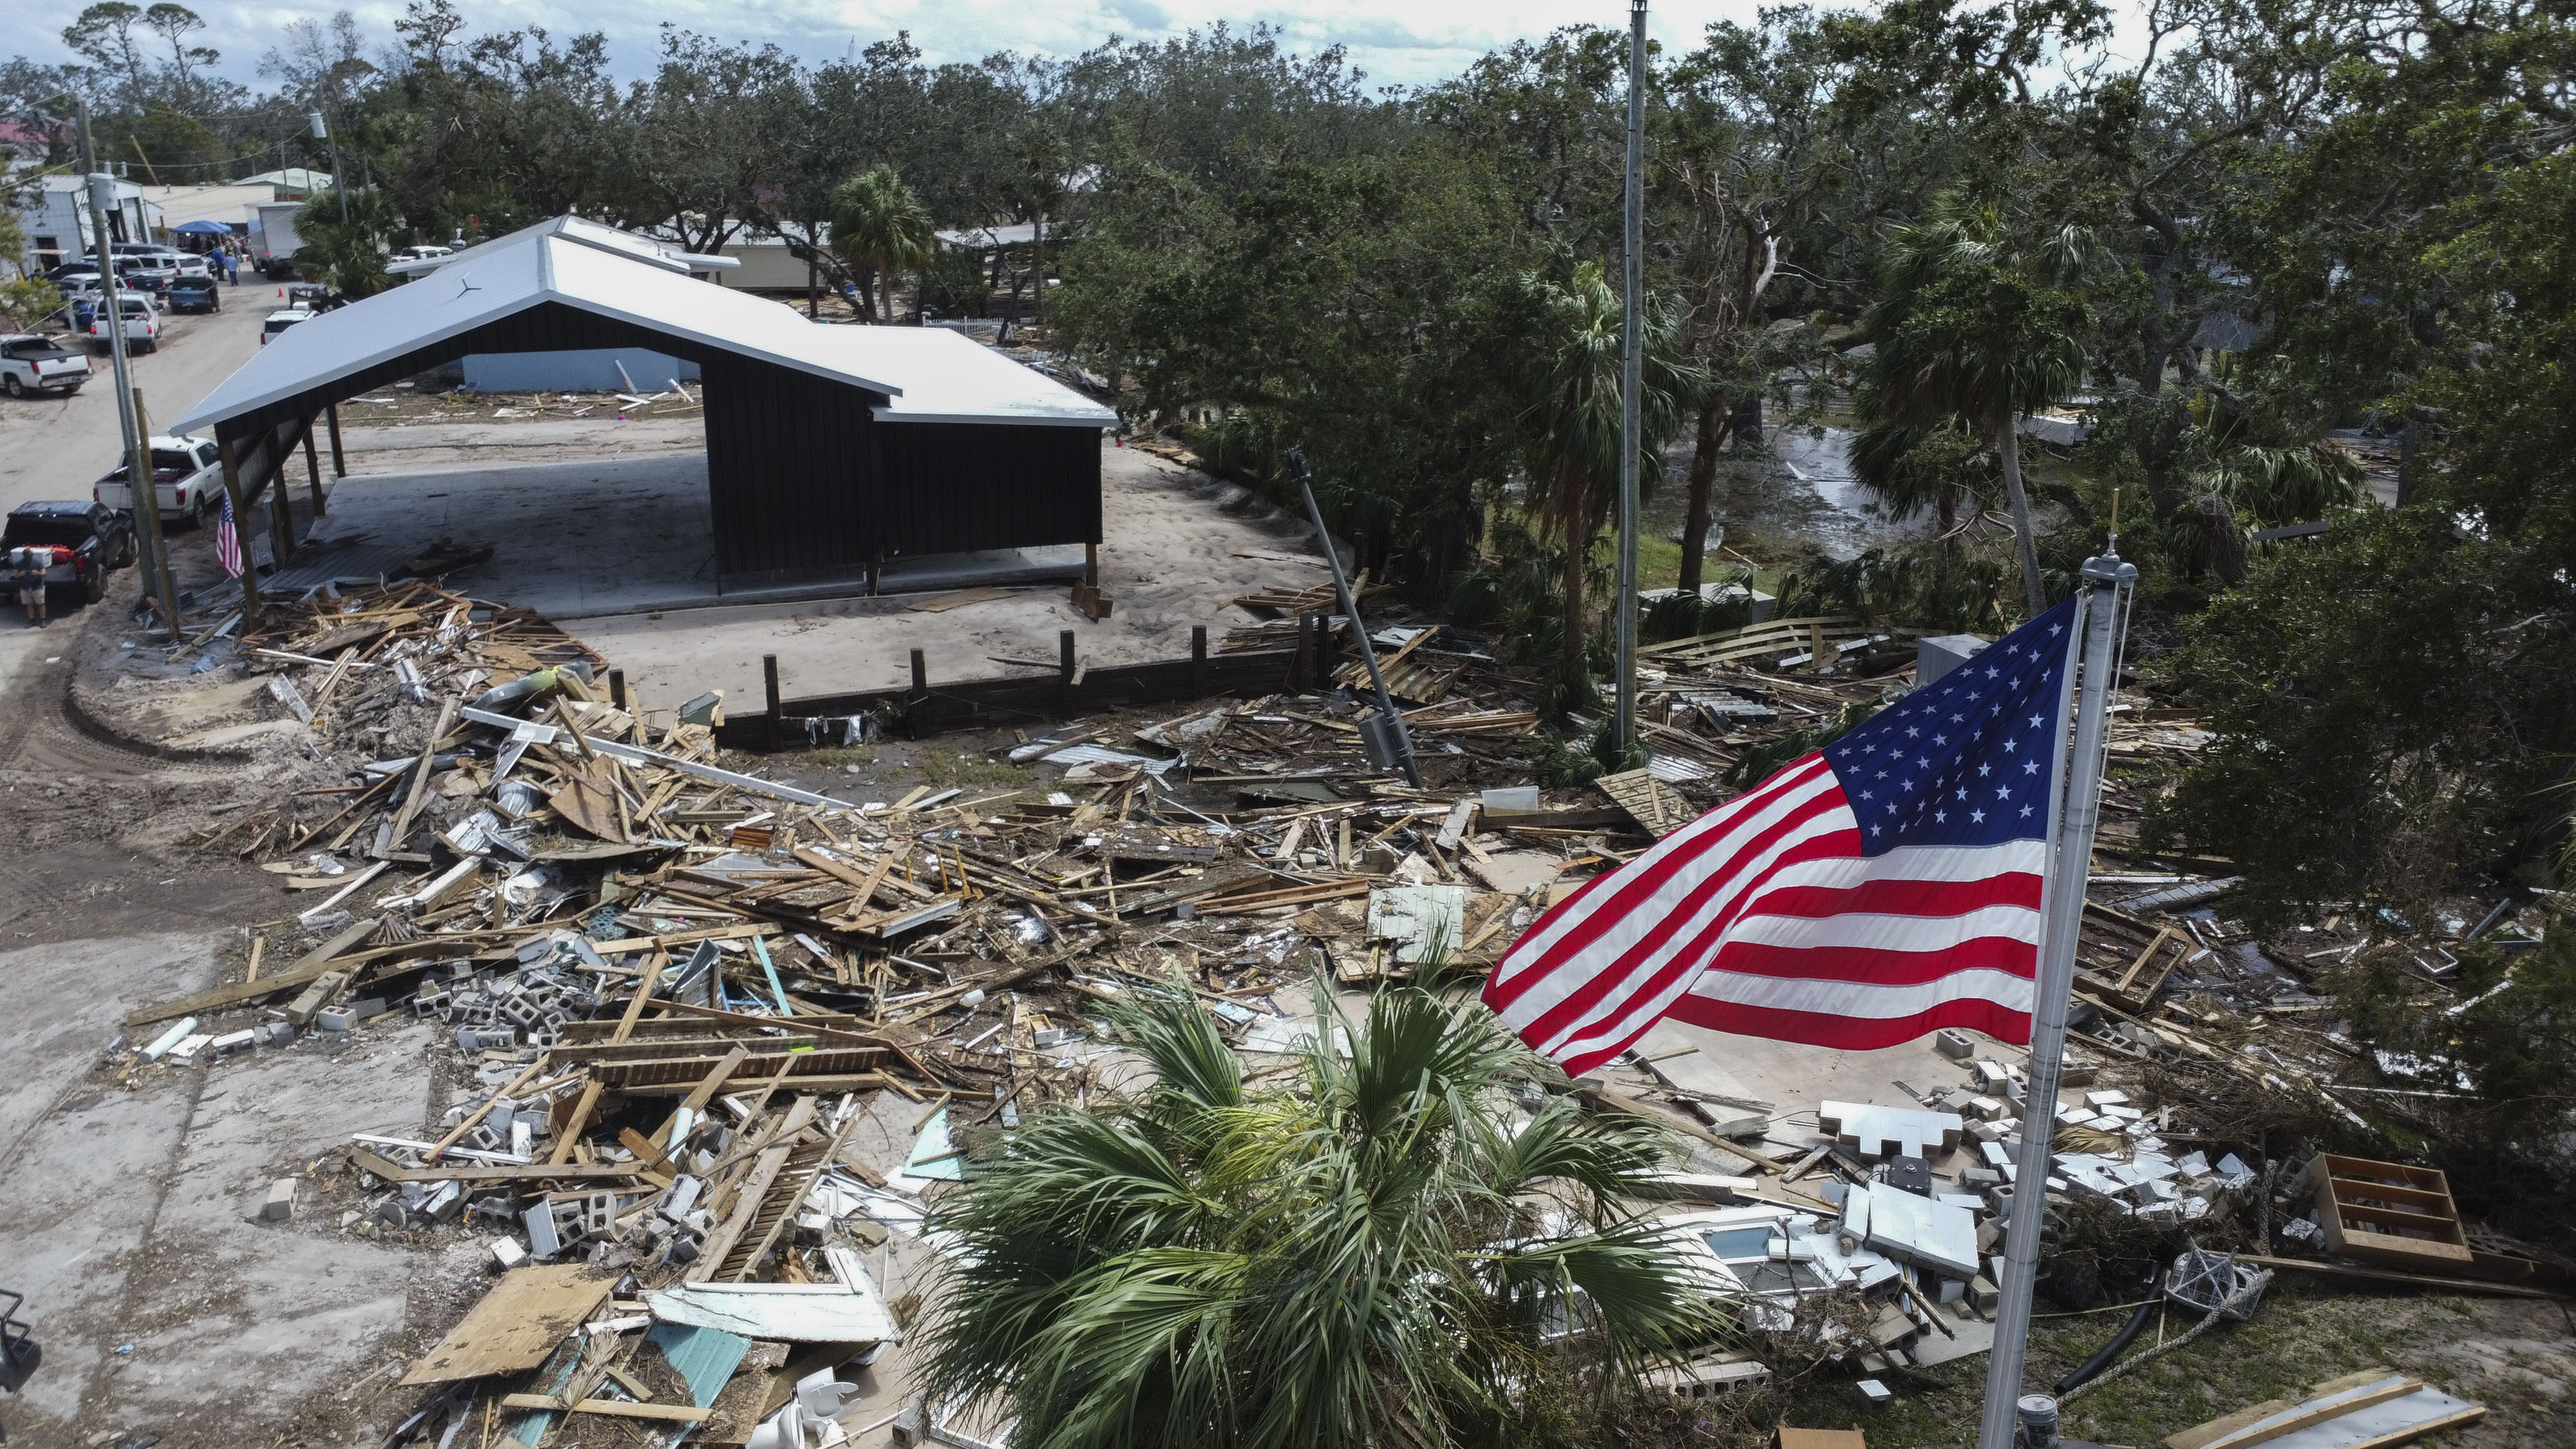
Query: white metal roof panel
169 216 908 434
845 328 1118 428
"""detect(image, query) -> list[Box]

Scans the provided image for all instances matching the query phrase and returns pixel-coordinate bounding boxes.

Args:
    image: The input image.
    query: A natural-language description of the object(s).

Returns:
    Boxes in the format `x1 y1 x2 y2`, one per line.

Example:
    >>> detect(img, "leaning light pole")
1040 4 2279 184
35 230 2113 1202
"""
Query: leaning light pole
1613 0 1647 763
57 93 180 634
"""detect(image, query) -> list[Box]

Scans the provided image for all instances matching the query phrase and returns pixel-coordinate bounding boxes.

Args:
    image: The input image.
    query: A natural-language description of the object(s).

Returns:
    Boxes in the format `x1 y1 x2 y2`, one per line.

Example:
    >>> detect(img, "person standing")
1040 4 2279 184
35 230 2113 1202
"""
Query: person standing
12 545 55 626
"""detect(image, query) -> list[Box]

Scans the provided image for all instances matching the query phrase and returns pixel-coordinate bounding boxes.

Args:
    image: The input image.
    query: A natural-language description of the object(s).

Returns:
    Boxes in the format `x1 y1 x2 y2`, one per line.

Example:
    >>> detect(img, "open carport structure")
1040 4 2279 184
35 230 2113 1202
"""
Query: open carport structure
171 216 1117 592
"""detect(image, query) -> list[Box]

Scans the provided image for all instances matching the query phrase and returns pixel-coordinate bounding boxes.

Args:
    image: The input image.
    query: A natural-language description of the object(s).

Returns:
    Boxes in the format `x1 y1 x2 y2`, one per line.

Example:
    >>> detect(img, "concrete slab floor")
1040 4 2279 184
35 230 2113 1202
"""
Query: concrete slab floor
0 925 440 1448
302 436 1329 717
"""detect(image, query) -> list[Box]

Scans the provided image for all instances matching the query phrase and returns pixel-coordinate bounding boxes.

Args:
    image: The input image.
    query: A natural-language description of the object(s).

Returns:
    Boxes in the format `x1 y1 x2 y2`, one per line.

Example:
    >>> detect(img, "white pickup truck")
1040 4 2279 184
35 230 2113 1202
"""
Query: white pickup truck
0 335 92 397
88 294 162 354
94 434 225 529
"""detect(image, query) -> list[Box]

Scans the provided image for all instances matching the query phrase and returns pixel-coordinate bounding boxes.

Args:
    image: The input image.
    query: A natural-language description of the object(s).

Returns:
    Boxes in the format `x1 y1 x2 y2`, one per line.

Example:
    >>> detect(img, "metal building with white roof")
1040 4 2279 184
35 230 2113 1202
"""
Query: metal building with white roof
175 215 1116 584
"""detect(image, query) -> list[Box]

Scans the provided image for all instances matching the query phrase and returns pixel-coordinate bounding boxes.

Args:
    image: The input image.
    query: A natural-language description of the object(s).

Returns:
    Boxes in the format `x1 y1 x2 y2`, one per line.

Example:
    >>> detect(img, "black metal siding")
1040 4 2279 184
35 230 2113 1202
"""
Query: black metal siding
876 421 1102 557
702 353 883 576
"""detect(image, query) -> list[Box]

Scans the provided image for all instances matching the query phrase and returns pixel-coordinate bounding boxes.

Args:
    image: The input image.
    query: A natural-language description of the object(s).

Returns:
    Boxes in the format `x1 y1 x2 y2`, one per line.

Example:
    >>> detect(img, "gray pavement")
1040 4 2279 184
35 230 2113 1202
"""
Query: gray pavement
0 278 270 513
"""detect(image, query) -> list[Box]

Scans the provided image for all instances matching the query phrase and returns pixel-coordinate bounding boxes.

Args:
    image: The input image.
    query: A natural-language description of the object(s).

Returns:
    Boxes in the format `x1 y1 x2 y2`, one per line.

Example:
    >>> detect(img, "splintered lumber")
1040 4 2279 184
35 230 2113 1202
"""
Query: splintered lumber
691 1095 819 1282
349 1147 646 1185
498 1396 710 1423
399 1264 614 1385
124 915 381 1027
2163 1369 2486 1449
1593 768 1696 838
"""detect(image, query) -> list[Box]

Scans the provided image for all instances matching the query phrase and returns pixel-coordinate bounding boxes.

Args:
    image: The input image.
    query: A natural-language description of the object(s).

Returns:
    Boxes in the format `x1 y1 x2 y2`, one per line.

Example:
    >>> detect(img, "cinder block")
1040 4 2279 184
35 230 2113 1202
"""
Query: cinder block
285 969 349 1028
492 1236 527 1269
1968 1275 2000 1311
316 1006 355 1032
259 1178 297 1222
1934 1028 1976 1060
524 1201 563 1257
211 1029 256 1056
1917 634 1991 685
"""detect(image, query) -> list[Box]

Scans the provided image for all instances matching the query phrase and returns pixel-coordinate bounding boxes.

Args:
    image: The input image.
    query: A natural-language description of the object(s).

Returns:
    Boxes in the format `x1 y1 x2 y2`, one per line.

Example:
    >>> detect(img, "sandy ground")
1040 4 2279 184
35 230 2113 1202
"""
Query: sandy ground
310 423 1333 714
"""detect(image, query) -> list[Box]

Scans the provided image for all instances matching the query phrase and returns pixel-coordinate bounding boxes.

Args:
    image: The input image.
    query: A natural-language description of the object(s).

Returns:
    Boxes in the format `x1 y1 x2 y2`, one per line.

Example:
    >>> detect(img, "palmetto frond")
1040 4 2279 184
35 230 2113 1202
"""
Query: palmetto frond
916 983 1730 1449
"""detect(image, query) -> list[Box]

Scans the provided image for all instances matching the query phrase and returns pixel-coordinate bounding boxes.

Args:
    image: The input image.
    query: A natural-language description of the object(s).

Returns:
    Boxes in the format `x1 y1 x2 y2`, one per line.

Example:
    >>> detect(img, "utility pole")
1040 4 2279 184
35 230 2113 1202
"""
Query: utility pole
309 111 348 224
1614 0 1647 764
60 93 180 634
1973 551 2137 1449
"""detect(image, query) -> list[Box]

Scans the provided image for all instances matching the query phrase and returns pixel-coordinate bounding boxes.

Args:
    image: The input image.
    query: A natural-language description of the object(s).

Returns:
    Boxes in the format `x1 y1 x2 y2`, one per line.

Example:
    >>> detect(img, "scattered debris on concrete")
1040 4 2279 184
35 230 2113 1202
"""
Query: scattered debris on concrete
71 580 2569 1445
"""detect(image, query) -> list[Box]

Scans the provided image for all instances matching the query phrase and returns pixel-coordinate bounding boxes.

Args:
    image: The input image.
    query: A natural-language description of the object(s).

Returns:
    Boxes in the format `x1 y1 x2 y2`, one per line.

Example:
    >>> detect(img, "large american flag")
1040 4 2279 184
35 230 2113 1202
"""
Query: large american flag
214 492 244 578
1484 597 2079 1074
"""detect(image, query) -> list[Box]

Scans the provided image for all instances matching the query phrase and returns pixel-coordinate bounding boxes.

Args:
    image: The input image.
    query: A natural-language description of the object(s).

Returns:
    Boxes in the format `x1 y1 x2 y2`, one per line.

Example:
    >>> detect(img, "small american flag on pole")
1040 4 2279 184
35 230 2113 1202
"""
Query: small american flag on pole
214 491 244 578
1483 596 2081 1074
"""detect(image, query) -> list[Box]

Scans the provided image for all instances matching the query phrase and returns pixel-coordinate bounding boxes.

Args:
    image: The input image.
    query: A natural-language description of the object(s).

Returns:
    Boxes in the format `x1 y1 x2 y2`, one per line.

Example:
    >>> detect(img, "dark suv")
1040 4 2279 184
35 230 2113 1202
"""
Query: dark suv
1 502 135 603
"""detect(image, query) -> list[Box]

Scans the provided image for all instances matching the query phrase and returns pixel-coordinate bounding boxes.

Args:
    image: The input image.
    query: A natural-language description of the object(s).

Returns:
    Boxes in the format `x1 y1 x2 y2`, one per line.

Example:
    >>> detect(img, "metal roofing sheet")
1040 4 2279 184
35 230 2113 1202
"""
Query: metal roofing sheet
170 216 952 433
841 328 1118 428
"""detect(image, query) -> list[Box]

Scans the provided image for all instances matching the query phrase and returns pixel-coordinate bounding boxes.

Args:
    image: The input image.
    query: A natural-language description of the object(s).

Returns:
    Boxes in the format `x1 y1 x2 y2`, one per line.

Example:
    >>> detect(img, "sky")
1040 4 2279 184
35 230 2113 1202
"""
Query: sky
32 0 1785 93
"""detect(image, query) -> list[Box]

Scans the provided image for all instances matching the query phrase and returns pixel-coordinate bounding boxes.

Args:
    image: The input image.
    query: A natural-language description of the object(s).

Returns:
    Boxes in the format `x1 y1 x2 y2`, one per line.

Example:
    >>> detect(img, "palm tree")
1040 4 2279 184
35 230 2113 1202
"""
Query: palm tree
827 165 938 323
1853 199 2092 616
916 983 1725 1449
1519 261 1709 696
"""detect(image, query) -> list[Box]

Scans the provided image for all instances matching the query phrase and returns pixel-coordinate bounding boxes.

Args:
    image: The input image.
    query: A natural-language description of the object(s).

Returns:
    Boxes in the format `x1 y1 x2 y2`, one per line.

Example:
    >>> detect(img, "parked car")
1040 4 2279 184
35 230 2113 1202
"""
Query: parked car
164 276 220 314
110 254 174 294
395 245 453 262
88 295 161 353
1 501 134 603
260 307 314 346
95 435 225 529
0 335 93 397
285 281 334 310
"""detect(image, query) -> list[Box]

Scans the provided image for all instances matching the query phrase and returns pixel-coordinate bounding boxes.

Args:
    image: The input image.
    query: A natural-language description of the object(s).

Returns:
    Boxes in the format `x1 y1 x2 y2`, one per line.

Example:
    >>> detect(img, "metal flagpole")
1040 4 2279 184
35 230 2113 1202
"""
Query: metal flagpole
1976 552 2136 1449
1614 0 1647 762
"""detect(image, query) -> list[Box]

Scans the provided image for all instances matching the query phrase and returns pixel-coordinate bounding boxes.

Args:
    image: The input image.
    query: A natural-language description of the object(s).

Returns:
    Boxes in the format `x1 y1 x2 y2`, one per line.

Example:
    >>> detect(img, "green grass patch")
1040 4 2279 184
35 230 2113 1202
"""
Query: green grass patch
920 750 1034 792
1765 1278 2464 1449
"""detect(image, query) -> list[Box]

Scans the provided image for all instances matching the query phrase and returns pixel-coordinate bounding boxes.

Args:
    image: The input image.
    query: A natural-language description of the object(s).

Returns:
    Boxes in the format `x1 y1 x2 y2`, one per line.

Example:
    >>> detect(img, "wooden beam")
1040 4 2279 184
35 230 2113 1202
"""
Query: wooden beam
325 401 345 477
498 1396 708 1424
124 915 379 1026
301 415 327 516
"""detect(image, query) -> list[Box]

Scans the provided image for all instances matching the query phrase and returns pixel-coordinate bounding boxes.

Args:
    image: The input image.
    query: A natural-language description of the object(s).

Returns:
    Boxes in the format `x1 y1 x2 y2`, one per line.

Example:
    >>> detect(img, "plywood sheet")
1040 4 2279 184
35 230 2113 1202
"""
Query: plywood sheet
399 1264 615 1385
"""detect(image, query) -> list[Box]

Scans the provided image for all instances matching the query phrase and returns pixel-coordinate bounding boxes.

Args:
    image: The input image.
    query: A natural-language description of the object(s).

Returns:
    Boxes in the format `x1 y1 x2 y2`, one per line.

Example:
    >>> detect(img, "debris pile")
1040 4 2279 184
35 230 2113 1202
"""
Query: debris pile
84 587 2566 1441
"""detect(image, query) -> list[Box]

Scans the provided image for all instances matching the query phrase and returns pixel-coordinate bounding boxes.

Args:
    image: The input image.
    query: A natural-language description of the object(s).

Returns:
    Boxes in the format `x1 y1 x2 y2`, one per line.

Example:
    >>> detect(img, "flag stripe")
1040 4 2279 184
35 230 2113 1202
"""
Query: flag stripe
1488 755 1833 996
1488 758 1838 1017
1482 596 2082 1078
1665 992 2036 1051
1505 779 1856 1054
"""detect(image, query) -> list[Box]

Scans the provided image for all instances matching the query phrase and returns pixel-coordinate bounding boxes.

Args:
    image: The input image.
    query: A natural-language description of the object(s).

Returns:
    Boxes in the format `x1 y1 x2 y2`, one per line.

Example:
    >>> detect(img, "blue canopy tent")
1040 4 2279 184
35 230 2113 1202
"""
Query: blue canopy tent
171 220 233 234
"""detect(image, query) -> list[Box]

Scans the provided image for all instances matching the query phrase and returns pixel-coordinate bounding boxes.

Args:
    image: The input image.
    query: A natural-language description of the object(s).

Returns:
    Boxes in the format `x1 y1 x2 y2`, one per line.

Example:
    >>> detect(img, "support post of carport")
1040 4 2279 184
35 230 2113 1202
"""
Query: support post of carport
762 654 781 753
217 437 260 618
1084 540 1098 589
267 430 296 566
325 402 345 478
301 421 327 516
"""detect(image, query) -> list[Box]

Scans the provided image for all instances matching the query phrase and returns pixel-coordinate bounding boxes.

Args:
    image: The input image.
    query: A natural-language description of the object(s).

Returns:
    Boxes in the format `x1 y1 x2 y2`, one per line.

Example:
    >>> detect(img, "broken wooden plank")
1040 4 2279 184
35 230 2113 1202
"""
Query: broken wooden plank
399 1264 615 1385
497 1395 710 1424
124 915 382 1027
